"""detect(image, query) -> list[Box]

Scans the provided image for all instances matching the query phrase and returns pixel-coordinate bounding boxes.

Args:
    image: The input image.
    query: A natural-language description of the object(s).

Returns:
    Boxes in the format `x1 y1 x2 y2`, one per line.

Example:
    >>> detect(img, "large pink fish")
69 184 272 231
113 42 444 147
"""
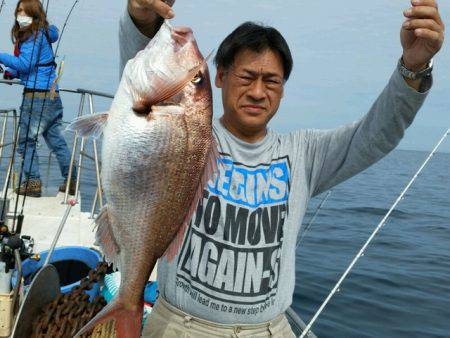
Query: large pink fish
69 21 217 337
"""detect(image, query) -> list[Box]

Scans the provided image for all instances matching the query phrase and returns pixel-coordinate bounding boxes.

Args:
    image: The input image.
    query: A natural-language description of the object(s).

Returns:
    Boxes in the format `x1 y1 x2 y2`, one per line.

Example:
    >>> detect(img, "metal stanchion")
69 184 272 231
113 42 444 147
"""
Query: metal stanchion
0 112 8 167
74 137 85 201
90 188 98 219
64 94 85 204
88 94 103 209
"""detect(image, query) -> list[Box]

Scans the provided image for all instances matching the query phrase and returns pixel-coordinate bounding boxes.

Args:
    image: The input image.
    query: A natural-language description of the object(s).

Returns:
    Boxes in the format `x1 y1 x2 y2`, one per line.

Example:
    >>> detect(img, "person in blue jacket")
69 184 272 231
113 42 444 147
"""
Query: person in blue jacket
0 0 77 197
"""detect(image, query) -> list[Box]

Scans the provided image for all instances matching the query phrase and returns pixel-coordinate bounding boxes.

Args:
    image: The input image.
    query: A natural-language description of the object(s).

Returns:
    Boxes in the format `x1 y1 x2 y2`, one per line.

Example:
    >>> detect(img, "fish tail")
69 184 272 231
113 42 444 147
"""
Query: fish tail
73 296 143 338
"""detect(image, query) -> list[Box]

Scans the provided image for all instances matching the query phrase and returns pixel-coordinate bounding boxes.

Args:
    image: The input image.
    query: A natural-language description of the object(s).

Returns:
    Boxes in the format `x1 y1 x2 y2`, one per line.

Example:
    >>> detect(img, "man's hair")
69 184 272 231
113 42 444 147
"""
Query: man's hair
214 21 293 81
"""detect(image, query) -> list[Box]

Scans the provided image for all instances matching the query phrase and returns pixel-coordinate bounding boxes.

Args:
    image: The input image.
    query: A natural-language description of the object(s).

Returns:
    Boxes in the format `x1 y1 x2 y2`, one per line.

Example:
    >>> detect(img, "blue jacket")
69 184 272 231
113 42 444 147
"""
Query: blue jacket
0 25 58 90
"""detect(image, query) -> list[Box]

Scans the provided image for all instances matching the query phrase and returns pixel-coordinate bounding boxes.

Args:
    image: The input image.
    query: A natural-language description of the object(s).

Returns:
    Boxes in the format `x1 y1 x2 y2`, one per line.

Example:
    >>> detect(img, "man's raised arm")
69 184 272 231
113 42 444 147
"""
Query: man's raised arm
119 0 176 76
304 0 444 197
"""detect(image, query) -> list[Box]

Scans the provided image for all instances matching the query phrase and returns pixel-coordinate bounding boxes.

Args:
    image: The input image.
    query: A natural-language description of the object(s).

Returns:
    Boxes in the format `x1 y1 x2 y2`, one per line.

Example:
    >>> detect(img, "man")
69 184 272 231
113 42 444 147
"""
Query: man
121 1 444 337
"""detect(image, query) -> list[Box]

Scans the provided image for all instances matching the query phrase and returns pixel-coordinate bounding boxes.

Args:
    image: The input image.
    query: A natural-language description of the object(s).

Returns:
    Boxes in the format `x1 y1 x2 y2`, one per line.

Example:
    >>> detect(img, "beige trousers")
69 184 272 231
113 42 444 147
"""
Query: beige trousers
141 297 296 338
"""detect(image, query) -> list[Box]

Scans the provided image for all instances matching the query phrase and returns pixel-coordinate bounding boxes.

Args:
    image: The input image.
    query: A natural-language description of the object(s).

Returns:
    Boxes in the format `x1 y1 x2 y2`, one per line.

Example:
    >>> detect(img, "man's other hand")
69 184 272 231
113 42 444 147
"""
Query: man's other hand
401 0 445 71
128 0 176 37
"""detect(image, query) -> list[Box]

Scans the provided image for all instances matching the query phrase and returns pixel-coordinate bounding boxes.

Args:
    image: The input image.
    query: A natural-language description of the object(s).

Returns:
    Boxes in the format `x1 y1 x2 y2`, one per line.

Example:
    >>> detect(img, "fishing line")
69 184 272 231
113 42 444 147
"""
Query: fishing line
0 0 6 16
11 0 74 230
299 127 450 338
54 0 79 58
296 190 332 248
3 7 46 227
11 4 52 230
17 0 79 220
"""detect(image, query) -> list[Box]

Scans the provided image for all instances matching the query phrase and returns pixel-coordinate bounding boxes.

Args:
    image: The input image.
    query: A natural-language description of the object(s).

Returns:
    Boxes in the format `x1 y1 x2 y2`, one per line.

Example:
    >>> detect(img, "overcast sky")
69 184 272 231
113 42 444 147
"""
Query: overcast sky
0 0 449 152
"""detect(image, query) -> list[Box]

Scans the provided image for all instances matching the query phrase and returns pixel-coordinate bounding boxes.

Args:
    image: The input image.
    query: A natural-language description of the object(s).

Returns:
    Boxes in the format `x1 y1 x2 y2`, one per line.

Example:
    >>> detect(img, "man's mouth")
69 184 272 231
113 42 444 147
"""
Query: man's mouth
241 104 266 113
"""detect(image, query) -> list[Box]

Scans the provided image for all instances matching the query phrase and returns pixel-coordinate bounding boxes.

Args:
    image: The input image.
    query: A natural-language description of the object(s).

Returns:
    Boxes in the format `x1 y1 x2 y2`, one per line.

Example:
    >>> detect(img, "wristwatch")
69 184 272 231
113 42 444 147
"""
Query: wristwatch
397 57 433 81
397 57 433 92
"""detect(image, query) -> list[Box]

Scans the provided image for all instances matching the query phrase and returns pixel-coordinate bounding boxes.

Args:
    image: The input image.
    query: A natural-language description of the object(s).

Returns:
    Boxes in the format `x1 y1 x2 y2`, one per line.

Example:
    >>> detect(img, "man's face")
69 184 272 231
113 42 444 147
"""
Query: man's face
215 48 284 140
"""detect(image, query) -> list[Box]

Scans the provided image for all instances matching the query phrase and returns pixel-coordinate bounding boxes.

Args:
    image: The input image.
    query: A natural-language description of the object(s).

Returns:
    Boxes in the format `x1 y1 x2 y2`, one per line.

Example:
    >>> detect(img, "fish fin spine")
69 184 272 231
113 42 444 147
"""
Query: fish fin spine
66 112 109 139
164 138 220 262
73 297 143 338
95 206 121 269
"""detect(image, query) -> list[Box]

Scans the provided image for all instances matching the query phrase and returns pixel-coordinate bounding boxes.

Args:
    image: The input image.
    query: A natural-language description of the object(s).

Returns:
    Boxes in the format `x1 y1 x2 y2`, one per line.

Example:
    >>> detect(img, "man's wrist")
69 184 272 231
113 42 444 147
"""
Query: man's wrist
398 57 433 92
402 58 428 73
127 2 162 38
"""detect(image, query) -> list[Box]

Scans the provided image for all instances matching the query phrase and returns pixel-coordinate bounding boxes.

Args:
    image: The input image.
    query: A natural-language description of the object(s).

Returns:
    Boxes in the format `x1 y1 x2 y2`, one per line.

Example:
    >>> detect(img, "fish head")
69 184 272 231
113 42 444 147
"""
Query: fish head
128 21 212 118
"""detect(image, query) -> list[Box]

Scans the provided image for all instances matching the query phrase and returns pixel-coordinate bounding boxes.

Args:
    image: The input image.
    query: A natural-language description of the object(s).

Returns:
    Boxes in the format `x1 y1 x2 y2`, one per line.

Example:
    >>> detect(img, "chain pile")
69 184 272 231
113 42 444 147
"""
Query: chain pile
32 262 110 338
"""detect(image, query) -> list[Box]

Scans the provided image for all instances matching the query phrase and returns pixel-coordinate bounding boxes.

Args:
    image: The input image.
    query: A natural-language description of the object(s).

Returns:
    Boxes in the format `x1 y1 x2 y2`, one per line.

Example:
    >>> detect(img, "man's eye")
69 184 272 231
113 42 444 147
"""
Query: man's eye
267 79 281 84
266 80 283 89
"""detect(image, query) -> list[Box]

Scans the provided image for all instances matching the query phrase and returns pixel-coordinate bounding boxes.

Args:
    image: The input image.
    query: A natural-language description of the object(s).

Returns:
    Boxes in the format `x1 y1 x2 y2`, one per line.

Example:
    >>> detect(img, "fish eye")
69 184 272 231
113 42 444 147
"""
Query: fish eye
191 72 203 84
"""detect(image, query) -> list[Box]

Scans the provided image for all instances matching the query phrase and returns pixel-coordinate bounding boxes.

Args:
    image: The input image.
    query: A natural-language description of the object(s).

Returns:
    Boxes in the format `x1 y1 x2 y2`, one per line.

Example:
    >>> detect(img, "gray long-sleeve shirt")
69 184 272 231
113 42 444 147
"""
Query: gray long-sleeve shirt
119 10 430 324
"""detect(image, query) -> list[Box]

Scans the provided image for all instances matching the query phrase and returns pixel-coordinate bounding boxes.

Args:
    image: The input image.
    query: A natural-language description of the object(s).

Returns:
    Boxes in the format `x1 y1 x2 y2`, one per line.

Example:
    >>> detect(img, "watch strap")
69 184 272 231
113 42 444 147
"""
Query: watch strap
398 57 433 81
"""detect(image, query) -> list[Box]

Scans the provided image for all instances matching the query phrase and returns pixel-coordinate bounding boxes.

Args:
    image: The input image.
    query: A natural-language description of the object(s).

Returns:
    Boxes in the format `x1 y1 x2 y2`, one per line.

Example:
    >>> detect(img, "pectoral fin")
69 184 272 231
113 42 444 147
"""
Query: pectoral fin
66 112 109 139
95 206 121 270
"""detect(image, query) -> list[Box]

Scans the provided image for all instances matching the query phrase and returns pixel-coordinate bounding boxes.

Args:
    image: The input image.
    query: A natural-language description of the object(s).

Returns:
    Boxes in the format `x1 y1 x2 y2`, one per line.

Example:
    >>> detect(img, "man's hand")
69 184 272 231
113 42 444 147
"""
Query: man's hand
401 0 445 71
128 0 176 37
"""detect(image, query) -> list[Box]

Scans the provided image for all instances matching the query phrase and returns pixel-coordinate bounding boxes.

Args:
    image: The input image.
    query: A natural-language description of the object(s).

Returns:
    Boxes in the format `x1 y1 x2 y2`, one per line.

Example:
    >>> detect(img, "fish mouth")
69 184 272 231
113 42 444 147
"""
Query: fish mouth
166 21 194 51
131 22 199 118
133 95 183 118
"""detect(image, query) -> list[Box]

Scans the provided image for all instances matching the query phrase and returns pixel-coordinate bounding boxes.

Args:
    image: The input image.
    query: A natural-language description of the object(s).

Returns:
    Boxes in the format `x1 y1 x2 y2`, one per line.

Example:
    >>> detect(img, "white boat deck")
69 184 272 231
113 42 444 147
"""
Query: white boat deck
6 190 158 281
8 191 96 253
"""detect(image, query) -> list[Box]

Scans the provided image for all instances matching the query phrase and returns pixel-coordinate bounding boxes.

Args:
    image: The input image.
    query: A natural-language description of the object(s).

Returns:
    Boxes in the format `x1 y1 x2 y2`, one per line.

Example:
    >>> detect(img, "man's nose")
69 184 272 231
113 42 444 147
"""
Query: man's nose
247 78 266 101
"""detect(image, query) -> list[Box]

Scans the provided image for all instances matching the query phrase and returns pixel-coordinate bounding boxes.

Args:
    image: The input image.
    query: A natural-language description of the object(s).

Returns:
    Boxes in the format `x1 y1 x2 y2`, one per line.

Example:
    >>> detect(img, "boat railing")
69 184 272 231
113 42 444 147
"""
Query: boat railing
62 86 113 217
0 79 114 218
0 108 19 199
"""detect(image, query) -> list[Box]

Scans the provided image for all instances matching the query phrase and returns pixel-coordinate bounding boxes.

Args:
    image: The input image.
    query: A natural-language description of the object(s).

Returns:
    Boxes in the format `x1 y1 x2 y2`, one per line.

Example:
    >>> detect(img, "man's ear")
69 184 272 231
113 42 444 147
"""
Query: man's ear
215 66 225 88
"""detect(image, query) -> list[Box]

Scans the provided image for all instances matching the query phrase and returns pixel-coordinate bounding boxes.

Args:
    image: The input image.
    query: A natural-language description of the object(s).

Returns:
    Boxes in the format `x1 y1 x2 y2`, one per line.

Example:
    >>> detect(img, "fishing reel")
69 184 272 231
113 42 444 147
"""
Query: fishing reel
0 214 35 272
0 64 14 81
0 231 35 272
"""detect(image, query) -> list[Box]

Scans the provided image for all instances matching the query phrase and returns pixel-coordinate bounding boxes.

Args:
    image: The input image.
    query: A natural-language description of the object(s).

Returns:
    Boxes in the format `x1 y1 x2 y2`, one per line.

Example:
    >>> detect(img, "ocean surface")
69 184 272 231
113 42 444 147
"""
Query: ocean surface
293 149 450 337
0 128 449 337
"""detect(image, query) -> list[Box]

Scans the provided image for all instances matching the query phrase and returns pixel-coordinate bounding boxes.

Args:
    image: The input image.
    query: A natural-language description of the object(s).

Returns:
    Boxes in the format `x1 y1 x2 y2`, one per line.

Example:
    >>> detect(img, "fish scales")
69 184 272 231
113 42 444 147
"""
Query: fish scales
70 21 215 338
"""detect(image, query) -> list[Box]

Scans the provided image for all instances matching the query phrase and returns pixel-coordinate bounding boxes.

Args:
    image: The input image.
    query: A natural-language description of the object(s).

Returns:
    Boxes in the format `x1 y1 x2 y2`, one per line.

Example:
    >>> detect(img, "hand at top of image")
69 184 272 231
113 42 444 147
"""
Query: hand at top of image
128 0 175 21
401 0 445 71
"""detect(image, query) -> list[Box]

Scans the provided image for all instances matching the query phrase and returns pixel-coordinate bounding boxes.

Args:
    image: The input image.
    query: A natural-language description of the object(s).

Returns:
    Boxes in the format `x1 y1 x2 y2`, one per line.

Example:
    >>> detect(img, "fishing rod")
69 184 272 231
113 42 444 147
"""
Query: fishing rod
0 4 47 282
2 0 79 228
12 0 79 226
54 0 79 58
50 0 79 97
296 190 332 248
2 10 46 228
300 127 450 338
10 0 53 230
0 0 5 16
